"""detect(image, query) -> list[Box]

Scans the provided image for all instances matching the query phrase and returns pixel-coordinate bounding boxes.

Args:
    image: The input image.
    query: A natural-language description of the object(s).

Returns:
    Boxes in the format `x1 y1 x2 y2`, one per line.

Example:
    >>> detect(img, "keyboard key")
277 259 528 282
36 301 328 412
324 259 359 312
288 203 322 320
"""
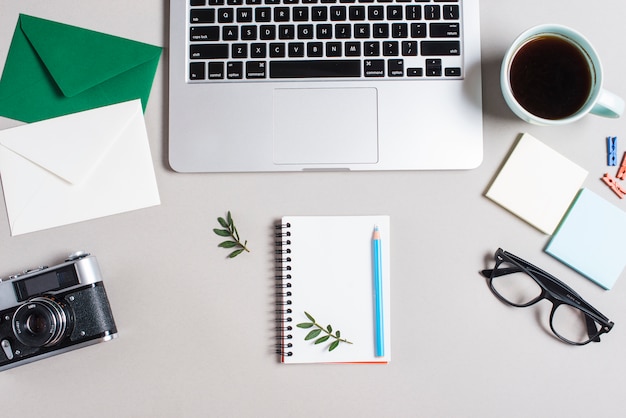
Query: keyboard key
251 43 267 57
270 60 361 78
407 67 423 77
443 5 460 20
387 6 403 20
241 25 258 40
424 5 440 20
298 24 315 39
316 24 333 39
373 23 389 38
388 59 404 77
430 23 460 38
190 44 229 59
232 43 248 58
364 41 380 56
383 41 399 56
335 24 351 38
326 42 342 56
255 7 272 21
410 23 426 38
270 42 286 57
349 6 366 20
445 67 461 76
246 61 267 78
401 40 417 56
288 42 306 57
368 6 384 20
208 62 225 79
237 7 254 22
426 58 441 76
217 8 234 22
421 41 460 55
364 59 384 77
190 62 206 79
190 9 216 23
227 62 244 79
345 41 361 56
405 5 421 20
222 26 238 40
190 26 219 42
307 42 324 56
392 23 408 38
330 6 347 21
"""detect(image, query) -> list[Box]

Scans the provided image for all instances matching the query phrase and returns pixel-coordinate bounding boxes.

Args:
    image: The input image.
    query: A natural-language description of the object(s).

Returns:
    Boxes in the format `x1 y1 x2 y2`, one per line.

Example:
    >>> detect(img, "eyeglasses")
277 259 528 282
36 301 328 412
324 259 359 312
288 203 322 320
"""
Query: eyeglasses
481 248 614 345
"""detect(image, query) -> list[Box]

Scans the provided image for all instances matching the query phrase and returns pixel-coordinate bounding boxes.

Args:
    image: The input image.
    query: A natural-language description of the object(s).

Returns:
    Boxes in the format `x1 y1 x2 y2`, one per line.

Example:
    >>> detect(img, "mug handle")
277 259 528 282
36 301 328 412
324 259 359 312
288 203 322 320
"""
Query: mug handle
591 89 625 118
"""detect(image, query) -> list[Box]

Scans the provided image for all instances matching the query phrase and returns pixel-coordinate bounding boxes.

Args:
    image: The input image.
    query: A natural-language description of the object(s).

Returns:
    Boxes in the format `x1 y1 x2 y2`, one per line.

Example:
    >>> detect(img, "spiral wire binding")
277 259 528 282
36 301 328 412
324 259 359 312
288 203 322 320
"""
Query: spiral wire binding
275 222 293 357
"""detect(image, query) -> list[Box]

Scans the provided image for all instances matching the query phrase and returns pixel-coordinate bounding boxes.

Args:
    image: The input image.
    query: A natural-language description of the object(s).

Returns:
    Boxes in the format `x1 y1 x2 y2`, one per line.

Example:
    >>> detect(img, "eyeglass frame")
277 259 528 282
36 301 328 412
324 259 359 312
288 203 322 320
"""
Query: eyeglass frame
481 248 614 345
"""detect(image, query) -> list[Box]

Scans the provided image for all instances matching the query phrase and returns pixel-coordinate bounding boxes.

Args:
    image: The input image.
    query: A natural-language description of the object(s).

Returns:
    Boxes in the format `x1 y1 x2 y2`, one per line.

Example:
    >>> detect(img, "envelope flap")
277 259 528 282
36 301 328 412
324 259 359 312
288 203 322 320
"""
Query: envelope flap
19 14 162 98
0 100 141 184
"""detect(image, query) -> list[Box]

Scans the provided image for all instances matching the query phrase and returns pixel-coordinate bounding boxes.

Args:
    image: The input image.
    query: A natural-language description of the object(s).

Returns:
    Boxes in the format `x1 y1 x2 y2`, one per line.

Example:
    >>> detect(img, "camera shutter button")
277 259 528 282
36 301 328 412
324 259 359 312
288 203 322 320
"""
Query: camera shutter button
1 339 14 360
65 251 90 262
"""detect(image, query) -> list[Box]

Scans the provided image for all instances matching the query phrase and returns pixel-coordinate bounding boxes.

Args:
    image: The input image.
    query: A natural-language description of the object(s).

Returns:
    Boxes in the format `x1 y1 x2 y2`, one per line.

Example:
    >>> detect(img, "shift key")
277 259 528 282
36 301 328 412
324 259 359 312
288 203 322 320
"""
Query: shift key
190 44 229 59
420 41 460 56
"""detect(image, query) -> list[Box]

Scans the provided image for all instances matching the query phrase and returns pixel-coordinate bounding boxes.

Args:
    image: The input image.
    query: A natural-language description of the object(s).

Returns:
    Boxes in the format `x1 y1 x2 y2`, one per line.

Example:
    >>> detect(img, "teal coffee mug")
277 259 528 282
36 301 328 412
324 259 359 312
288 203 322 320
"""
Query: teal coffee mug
501 24 624 125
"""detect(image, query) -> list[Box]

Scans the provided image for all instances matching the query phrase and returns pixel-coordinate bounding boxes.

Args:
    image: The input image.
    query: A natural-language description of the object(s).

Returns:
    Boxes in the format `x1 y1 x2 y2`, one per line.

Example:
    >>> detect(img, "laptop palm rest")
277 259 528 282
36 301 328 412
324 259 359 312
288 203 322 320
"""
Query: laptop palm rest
273 88 379 166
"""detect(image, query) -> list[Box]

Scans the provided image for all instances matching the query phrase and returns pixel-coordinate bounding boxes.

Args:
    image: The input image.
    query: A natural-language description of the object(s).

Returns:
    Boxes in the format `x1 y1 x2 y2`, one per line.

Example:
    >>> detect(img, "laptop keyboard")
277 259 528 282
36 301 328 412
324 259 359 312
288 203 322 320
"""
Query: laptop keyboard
187 0 464 81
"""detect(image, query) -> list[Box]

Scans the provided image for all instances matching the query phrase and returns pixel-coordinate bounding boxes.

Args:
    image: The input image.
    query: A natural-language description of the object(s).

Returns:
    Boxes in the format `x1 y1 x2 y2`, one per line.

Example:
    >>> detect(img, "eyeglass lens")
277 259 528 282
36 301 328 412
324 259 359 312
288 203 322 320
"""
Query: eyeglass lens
491 260 602 344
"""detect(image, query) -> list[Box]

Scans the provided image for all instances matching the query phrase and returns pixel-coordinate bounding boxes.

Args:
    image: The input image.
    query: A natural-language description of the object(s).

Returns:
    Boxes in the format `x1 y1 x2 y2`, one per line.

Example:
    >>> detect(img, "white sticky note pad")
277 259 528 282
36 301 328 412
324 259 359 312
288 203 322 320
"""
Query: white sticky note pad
485 133 588 234
546 188 626 290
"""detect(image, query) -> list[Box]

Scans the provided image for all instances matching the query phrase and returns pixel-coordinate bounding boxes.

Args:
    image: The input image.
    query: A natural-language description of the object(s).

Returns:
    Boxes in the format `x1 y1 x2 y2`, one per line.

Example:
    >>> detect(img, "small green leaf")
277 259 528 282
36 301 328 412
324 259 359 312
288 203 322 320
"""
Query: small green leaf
228 249 244 258
326 324 332 333
297 322 314 329
329 340 340 351
218 241 238 248
227 211 233 227
335 330 341 338
218 217 229 229
213 228 231 237
305 312 315 323
305 329 322 340
315 335 330 344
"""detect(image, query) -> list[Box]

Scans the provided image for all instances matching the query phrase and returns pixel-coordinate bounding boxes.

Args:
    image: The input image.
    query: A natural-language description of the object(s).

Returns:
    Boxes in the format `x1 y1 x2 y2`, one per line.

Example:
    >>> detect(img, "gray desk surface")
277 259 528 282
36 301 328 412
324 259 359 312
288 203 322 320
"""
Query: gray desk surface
1 1 625 417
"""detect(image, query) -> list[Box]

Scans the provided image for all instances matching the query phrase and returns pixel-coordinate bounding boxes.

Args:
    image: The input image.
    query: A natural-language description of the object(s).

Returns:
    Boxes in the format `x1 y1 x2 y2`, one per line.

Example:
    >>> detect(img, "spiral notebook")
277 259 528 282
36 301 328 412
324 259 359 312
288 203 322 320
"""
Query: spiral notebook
276 216 391 364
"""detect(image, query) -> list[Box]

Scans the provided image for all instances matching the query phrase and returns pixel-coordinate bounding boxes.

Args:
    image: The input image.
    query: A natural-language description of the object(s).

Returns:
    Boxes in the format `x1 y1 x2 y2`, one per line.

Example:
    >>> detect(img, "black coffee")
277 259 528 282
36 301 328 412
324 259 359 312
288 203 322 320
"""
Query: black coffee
509 35 593 120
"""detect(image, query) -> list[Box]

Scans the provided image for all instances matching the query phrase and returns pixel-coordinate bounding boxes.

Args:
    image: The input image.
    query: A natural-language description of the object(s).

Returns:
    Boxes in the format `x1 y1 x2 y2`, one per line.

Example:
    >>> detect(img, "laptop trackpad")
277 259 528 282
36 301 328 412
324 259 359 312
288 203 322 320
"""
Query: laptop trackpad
273 88 378 165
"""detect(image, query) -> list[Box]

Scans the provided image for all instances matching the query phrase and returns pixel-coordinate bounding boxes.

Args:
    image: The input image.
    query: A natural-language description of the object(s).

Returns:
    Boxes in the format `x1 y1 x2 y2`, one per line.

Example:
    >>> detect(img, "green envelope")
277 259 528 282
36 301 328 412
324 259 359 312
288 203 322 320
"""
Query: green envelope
0 14 162 123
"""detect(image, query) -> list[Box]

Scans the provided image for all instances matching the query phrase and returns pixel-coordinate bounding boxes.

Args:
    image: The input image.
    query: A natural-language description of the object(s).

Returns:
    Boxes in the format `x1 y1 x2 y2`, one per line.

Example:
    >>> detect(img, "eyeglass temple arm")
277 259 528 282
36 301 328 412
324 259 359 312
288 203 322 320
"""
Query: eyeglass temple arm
480 267 522 278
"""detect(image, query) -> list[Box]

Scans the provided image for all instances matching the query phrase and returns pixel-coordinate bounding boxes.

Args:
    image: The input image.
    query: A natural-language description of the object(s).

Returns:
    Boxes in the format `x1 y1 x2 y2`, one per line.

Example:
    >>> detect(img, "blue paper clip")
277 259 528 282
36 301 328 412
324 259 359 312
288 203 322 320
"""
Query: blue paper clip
607 136 617 166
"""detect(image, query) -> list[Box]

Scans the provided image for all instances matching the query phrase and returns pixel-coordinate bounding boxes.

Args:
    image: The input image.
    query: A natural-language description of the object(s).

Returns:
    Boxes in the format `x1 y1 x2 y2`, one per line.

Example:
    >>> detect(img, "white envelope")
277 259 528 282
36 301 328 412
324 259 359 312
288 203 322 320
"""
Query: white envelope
0 100 160 236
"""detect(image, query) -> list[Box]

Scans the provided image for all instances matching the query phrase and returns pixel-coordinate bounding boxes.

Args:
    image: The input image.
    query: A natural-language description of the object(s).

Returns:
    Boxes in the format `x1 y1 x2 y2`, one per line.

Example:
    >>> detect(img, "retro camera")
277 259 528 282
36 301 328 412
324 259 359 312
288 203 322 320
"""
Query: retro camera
0 252 117 371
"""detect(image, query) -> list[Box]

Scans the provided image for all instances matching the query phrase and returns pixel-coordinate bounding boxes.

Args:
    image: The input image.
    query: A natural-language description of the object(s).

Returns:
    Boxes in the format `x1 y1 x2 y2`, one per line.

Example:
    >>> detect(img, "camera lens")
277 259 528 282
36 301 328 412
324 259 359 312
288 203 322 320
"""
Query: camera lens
26 313 48 335
12 297 68 348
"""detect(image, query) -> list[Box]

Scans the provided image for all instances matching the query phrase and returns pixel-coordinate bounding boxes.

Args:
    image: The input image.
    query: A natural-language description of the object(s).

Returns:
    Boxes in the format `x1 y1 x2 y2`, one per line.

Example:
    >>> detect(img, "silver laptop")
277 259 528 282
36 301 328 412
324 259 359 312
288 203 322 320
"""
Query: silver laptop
169 0 482 172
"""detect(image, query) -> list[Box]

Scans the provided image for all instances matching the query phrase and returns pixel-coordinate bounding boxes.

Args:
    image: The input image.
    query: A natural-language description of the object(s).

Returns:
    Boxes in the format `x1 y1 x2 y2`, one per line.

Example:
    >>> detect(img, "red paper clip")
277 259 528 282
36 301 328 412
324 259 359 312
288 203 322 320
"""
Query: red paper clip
617 152 626 180
602 173 626 199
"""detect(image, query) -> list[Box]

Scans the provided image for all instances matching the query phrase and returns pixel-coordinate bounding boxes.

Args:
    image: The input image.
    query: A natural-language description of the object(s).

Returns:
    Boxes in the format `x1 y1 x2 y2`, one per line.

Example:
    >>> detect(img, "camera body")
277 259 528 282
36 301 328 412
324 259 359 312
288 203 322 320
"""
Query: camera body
0 252 117 371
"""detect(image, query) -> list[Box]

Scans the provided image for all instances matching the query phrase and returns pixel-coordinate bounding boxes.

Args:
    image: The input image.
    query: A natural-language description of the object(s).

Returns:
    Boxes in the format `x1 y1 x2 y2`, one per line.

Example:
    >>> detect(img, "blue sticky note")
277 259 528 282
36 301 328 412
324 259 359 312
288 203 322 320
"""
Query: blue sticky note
545 188 626 290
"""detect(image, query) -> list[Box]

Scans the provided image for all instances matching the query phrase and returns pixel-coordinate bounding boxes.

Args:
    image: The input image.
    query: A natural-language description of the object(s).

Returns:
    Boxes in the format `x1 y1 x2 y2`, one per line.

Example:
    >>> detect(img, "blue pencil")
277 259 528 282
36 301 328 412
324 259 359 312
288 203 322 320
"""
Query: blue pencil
372 225 384 357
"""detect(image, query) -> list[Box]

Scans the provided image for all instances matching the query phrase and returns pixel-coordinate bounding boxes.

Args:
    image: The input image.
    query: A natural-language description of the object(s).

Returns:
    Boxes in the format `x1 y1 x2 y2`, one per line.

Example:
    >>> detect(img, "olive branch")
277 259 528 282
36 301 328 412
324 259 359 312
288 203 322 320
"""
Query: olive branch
213 211 250 258
296 311 353 352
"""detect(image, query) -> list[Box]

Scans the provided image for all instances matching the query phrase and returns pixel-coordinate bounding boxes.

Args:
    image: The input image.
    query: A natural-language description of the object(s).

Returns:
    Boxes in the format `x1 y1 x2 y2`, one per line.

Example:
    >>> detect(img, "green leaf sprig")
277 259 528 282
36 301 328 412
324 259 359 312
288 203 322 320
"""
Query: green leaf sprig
213 211 250 258
296 311 353 352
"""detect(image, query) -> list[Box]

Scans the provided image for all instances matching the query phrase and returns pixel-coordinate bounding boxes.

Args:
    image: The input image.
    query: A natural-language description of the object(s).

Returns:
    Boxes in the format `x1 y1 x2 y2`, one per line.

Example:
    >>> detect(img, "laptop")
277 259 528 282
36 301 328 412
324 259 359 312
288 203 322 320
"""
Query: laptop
168 0 482 172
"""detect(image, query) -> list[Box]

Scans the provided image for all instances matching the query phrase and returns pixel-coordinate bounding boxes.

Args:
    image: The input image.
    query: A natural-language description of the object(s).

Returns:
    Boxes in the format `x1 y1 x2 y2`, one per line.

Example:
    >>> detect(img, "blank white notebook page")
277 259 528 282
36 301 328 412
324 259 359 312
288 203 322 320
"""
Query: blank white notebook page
279 215 391 364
